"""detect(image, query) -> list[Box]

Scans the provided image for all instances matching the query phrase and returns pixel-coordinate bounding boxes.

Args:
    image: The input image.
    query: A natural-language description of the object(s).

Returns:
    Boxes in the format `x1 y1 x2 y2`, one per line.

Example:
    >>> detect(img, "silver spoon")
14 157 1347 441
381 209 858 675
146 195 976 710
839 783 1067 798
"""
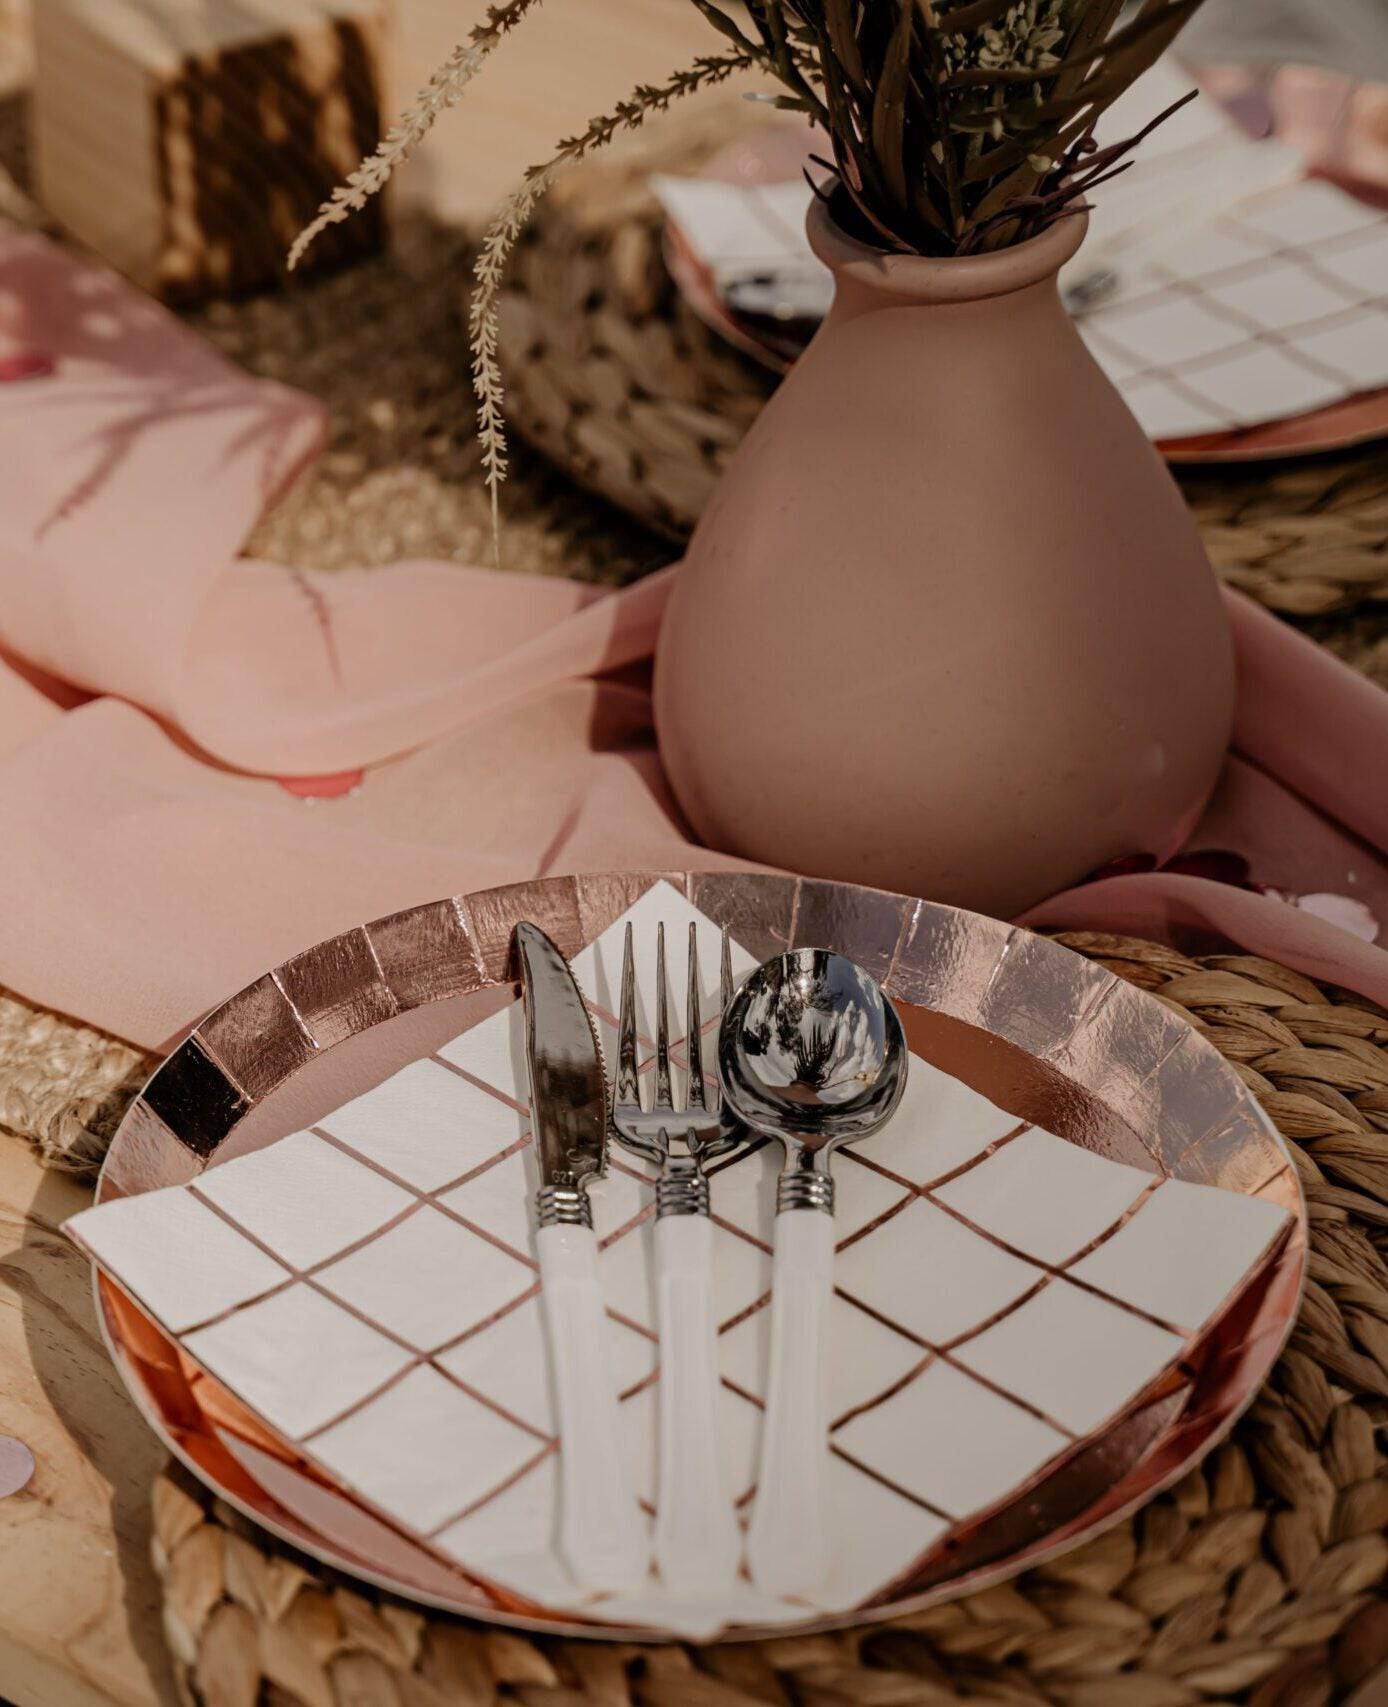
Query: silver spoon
719 949 908 1596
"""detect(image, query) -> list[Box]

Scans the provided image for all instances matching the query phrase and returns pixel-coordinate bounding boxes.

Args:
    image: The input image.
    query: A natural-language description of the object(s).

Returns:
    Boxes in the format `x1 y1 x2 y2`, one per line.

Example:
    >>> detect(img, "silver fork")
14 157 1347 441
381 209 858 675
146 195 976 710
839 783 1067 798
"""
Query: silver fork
611 921 743 1595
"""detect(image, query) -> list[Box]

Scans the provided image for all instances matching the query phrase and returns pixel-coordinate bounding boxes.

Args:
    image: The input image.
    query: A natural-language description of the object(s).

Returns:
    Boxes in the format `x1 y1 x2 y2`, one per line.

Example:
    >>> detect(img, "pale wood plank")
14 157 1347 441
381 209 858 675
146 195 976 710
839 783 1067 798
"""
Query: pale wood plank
0 1136 169 1707
32 0 392 298
390 0 758 223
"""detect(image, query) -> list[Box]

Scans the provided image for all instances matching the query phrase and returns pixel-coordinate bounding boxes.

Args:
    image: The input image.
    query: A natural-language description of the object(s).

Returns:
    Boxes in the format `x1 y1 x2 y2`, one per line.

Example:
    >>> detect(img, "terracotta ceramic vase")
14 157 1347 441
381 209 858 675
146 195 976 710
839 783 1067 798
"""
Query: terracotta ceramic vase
654 200 1235 918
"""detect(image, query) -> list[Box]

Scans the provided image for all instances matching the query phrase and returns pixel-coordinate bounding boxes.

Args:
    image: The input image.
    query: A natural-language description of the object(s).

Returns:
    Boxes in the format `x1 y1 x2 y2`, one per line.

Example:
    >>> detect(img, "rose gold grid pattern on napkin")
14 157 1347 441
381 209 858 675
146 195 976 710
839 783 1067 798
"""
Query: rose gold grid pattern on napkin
1079 182 1388 440
69 884 1293 1626
655 164 1388 441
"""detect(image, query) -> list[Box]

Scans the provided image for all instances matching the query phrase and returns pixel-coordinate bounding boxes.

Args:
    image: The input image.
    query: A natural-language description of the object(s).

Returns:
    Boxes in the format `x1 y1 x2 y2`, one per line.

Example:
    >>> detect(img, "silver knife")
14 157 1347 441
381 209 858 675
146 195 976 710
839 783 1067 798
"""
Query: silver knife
517 922 647 1593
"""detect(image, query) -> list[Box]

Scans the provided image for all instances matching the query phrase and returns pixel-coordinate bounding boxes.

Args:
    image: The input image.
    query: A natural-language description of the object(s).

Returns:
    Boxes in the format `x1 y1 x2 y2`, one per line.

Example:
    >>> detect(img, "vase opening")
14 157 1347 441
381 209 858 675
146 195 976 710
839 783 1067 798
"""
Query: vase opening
808 191 1089 308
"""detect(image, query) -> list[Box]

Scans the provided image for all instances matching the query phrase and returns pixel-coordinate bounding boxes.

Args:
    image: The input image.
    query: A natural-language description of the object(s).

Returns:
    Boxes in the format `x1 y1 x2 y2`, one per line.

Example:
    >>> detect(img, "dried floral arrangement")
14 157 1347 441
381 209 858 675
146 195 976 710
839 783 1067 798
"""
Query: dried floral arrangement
292 0 1206 540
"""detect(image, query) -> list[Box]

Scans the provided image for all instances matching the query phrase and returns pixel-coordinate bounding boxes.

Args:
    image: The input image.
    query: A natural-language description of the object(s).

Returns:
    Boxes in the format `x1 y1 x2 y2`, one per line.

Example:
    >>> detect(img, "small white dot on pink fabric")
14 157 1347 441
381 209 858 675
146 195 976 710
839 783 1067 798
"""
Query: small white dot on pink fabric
0 1436 36 1497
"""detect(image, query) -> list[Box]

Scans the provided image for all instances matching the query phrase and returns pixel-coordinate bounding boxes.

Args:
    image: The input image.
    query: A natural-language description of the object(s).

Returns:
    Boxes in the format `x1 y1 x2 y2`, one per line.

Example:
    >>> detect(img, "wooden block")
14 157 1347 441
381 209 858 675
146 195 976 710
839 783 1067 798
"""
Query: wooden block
0 0 27 50
0 0 30 97
31 0 390 301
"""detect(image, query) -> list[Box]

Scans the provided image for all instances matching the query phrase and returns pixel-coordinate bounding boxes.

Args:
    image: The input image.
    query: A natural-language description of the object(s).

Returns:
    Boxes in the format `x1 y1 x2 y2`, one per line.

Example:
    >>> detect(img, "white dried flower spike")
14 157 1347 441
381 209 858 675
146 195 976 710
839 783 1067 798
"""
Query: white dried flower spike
466 51 752 564
288 0 544 273
289 40 485 270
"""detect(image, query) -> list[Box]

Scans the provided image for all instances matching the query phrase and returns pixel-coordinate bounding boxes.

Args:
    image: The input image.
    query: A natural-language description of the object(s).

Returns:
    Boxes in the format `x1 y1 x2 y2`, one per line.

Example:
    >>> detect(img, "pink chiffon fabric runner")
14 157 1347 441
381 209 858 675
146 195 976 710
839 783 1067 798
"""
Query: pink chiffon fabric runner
2 223 1386 1052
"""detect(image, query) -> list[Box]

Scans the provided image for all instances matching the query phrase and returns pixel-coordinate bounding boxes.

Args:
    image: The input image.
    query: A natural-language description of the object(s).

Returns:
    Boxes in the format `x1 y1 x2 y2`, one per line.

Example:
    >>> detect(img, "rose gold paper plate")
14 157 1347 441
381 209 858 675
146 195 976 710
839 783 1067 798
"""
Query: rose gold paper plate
93 873 1304 1640
667 127 1388 463
1158 385 1388 461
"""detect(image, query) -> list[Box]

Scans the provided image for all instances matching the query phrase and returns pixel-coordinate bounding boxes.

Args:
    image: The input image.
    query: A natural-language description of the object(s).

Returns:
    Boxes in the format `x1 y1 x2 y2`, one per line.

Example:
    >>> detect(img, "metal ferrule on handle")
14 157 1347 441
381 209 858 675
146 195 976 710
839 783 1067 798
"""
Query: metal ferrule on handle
776 1169 835 1214
536 1184 593 1228
655 1165 711 1218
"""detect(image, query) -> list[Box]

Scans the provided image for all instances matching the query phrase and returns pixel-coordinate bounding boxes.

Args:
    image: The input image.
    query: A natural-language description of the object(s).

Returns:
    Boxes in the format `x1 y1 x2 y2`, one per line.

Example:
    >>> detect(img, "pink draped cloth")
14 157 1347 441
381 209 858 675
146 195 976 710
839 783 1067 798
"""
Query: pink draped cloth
2 224 1386 1051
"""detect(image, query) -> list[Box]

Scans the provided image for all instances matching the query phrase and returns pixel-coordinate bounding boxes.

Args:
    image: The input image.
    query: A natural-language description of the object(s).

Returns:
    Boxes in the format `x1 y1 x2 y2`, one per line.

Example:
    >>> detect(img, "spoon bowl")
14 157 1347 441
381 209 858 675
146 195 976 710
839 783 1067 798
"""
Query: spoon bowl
719 948 908 1160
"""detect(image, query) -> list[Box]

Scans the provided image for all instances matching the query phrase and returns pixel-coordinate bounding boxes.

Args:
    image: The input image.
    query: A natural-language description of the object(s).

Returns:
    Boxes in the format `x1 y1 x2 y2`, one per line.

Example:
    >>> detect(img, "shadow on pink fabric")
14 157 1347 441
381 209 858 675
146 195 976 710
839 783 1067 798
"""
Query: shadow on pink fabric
1 224 1386 1049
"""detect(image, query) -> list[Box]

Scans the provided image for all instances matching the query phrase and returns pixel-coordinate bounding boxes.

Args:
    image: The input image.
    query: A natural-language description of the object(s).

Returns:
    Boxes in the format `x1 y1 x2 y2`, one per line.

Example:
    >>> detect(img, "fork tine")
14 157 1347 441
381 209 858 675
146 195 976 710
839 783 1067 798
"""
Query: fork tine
654 922 674 1111
616 922 641 1110
685 922 706 1112
710 928 734 1121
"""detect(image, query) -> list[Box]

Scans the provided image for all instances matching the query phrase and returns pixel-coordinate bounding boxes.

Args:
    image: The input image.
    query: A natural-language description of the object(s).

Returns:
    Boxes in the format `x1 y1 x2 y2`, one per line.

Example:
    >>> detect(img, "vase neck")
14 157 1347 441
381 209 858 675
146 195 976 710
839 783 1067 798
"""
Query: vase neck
806 200 1087 320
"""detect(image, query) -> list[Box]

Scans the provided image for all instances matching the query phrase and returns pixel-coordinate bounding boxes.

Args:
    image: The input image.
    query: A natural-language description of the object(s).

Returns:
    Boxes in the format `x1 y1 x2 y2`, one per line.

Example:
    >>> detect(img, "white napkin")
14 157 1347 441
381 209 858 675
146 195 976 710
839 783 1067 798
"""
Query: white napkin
69 882 1292 1638
1075 59 1388 435
653 175 818 290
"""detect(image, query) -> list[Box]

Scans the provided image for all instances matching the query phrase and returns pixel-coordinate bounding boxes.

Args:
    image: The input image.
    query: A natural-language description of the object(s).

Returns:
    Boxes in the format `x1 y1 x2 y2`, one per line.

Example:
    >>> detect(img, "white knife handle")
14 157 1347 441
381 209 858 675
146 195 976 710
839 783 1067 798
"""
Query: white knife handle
746 1208 836 1596
536 1221 648 1592
653 1214 742 1595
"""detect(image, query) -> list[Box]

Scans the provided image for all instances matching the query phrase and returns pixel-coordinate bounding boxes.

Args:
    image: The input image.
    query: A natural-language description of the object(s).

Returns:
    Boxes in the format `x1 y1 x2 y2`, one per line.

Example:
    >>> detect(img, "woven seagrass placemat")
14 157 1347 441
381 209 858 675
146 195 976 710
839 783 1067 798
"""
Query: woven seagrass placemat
150 935 1388 1707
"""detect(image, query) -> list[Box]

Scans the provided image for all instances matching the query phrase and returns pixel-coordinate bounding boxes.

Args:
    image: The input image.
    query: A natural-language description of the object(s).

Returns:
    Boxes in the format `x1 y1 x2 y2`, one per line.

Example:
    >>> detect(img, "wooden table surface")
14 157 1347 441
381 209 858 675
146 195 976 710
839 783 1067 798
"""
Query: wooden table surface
0 1136 169 1707
390 0 756 224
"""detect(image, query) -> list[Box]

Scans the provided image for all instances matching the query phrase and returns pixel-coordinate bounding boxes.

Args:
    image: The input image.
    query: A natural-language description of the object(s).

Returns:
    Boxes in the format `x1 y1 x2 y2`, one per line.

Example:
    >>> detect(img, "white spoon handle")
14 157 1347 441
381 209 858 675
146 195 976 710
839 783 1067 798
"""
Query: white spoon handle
746 1207 836 1596
653 1214 742 1594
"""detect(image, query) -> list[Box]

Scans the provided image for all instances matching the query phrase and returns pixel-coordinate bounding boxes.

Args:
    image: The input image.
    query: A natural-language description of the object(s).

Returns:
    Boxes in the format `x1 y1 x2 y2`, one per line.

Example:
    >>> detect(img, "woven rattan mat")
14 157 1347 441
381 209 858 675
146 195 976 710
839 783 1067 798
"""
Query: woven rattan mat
150 935 1388 1707
1 92 1387 1703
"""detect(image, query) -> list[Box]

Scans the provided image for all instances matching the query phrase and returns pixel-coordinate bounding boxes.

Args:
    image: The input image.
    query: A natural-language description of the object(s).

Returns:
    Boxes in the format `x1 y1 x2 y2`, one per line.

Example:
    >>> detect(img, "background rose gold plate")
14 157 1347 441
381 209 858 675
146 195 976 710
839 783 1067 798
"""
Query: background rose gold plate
1159 385 1388 461
667 128 1388 463
94 873 1304 1641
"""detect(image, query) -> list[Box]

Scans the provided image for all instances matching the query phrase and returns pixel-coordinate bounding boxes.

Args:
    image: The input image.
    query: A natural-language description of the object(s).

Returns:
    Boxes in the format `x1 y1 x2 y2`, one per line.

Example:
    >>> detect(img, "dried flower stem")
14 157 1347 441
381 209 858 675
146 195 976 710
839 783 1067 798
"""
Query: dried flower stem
468 49 754 562
468 169 553 553
288 0 543 271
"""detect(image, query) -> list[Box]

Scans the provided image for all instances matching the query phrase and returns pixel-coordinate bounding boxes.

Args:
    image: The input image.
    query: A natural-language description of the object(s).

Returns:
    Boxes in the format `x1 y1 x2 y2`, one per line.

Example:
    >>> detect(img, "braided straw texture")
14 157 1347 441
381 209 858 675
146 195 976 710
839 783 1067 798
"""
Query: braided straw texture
0 993 153 1175
150 934 1388 1707
495 107 1388 626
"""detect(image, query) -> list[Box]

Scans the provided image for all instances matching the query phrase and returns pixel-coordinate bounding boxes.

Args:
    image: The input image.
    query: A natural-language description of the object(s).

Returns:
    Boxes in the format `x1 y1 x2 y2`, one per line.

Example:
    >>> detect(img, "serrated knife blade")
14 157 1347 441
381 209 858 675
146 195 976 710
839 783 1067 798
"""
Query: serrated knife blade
516 921 607 1208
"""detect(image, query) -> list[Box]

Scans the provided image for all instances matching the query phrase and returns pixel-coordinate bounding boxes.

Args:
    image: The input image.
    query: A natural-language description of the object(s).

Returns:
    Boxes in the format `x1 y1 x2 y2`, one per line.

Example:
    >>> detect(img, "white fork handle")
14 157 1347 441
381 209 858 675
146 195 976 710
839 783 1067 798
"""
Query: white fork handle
653 1214 741 1594
746 1208 836 1596
536 1221 648 1592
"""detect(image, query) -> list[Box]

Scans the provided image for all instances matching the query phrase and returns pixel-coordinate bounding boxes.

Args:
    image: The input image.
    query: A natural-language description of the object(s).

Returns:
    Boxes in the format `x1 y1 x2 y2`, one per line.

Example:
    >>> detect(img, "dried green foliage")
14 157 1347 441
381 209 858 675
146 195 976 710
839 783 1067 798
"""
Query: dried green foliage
702 0 1207 253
